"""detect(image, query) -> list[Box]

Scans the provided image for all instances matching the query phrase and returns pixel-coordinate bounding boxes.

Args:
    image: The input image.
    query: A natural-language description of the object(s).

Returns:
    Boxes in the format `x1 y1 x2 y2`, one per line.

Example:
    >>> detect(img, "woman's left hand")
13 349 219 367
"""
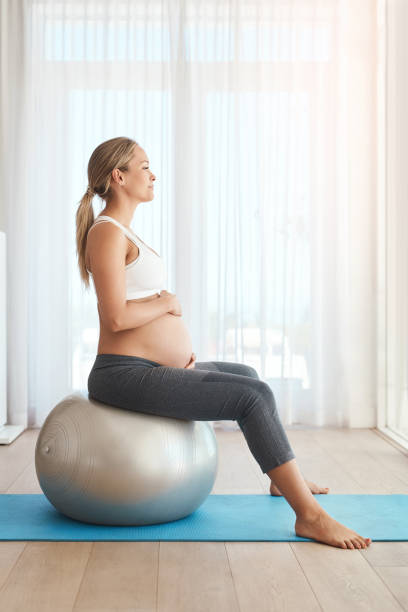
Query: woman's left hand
184 352 196 369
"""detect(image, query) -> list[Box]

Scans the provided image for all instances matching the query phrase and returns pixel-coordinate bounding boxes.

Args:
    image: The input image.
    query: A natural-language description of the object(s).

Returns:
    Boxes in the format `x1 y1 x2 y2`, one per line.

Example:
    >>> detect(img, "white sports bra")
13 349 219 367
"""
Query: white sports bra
86 215 167 300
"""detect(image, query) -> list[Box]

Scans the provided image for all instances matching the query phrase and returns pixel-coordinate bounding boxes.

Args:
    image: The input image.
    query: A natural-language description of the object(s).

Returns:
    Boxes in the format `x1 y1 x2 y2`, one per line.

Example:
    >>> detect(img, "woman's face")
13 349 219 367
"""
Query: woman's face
120 146 156 201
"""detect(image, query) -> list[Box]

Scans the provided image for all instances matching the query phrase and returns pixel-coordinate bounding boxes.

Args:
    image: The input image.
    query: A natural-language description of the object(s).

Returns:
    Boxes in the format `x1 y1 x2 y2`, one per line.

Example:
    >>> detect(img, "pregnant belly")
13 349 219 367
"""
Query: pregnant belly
131 312 193 367
98 311 193 368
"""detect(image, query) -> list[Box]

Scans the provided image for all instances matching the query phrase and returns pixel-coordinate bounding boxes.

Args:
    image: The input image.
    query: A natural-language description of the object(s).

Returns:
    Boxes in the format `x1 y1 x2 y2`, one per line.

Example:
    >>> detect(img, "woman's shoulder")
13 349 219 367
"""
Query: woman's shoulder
85 219 130 273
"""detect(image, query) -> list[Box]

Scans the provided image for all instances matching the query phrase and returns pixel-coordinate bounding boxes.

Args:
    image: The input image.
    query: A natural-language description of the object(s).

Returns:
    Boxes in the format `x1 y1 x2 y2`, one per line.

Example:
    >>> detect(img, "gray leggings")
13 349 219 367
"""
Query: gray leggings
87 353 296 474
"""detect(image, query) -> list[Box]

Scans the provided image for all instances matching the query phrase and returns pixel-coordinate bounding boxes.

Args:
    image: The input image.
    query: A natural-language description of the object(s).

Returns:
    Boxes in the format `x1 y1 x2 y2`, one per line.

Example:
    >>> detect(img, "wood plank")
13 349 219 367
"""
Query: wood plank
0 429 39 493
362 542 408 567
0 542 26 590
347 430 408 487
226 542 321 611
291 542 404 611
73 542 158 611
309 429 408 493
212 430 264 494
6 461 43 494
374 567 408 610
158 542 239 612
0 542 92 612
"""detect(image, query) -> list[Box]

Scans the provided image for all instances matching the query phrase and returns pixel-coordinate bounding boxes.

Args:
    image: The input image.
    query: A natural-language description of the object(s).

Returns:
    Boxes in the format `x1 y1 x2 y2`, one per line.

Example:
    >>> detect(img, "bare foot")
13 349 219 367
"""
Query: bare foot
295 508 372 549
270 479 329 497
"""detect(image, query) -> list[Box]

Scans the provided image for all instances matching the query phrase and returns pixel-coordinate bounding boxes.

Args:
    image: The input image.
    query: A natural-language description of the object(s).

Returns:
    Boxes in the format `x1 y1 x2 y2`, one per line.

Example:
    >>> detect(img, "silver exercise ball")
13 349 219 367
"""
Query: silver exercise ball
35 391 218 526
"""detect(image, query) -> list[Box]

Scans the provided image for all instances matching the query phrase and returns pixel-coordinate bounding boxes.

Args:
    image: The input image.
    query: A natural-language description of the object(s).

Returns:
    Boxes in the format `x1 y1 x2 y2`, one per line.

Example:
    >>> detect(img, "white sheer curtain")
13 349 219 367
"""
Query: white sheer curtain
1 0 378 429
379 0 408 443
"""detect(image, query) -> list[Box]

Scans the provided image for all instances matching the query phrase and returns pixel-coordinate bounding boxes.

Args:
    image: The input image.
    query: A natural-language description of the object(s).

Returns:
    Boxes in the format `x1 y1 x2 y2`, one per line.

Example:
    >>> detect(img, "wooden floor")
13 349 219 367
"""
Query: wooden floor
1 427 408 611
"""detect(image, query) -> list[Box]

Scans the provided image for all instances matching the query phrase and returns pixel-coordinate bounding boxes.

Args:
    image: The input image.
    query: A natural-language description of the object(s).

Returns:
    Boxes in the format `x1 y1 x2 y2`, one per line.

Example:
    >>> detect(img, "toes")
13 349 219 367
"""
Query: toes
352 538 361 549
314 484 329 494
345 539 355 549
306 481 329 494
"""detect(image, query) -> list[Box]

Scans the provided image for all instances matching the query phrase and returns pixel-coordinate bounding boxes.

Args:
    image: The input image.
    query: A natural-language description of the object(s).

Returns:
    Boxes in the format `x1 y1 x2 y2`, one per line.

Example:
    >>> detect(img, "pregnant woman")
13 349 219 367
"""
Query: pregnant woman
75 136 371 550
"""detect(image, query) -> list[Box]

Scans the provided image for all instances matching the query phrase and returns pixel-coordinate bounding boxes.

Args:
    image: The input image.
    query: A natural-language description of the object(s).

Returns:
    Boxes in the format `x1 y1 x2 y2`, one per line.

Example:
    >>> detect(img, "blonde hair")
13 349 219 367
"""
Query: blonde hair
75 136 138 288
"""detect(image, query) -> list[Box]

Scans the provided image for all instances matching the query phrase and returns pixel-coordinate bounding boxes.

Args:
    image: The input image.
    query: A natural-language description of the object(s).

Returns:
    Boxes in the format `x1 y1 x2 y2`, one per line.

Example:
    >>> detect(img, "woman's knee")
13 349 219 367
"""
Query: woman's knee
246 380 277 411
237 364 260 379
238 380 277 424
246 365 260 379
257 380 276 403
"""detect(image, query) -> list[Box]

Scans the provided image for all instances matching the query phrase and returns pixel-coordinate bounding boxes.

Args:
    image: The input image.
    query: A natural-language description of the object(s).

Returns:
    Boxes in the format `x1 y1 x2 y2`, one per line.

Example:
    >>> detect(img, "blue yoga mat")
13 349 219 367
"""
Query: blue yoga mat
1 494 407 542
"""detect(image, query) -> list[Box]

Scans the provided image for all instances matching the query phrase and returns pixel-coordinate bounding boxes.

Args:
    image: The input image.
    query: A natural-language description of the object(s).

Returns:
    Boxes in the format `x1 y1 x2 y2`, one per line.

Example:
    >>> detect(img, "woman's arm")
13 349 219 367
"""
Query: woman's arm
114 295 172 331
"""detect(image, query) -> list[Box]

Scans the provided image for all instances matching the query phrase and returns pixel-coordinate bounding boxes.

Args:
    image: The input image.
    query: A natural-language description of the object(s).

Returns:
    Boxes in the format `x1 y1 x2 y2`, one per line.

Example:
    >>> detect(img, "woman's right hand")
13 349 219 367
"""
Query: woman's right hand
160 290 182 316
